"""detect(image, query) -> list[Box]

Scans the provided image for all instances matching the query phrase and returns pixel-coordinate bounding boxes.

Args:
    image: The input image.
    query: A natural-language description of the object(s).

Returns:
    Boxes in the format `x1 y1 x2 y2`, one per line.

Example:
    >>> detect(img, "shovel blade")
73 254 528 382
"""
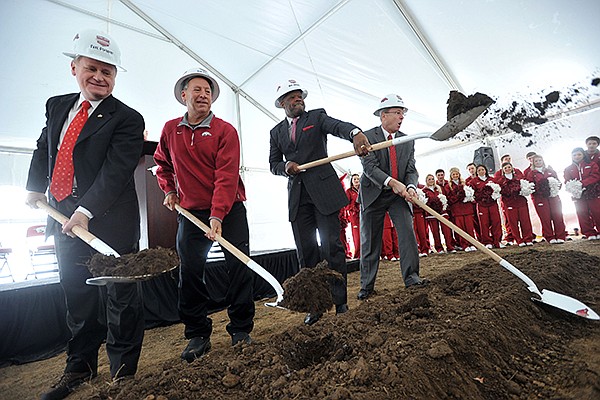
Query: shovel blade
536 289 599 320
430 103 491 141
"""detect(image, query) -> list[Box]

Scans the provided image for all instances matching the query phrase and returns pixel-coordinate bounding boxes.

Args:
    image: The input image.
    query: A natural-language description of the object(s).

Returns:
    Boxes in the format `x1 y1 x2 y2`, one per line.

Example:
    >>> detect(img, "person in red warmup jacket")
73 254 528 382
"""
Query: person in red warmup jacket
564 147 600 240
496 162 534 246
468 165 502 248
423 174 455 253
526 154 566 243
445 167 477 252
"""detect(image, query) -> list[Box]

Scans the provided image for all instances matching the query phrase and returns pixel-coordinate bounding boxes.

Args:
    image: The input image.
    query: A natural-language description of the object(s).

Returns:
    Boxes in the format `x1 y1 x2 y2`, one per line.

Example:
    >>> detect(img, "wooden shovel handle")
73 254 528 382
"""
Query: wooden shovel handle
411 197 502 263
297 139 394 170
174 204 251 264
36 200 98 245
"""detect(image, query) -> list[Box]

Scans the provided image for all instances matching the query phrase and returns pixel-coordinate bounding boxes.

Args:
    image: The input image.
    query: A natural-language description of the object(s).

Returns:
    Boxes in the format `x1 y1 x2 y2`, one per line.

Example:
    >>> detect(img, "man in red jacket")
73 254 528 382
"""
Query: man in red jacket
154 68 255 362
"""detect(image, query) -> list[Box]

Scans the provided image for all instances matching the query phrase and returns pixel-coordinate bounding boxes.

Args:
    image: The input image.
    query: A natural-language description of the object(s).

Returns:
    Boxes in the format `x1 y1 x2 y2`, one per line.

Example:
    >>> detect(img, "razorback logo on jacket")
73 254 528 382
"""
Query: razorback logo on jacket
302 125 314 131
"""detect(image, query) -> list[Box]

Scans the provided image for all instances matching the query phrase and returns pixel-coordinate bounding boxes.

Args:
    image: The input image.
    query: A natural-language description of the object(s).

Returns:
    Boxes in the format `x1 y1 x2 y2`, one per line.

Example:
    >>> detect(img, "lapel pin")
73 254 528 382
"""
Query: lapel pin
97 114 103 118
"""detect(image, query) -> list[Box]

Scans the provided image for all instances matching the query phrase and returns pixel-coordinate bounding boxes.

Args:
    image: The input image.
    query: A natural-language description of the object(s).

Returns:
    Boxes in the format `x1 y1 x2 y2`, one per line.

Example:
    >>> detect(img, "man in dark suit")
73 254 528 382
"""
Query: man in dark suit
25 29 145 400
269 80 370 325
358 94 426 300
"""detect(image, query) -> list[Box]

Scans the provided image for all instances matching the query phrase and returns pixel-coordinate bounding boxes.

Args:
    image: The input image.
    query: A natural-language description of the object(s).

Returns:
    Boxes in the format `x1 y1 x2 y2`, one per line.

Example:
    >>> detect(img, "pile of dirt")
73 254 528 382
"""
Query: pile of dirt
95 248 600 400
446 91 494 120
87 247 179 277
279 260 344 314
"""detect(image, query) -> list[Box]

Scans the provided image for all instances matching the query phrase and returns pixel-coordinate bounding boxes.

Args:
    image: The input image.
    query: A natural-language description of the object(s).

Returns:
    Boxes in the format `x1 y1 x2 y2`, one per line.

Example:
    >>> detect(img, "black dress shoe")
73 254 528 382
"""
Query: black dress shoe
181 336 211 362
231 332 252 346
357 289 374 300
406 279 430 289
41 371 95 400
336 304 349 314
304 312 322 326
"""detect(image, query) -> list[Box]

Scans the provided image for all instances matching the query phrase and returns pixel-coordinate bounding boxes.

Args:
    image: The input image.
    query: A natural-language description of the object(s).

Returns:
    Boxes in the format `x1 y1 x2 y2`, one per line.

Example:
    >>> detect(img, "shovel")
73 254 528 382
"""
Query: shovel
297 103 491 171
174 204 284 307
36 200 120 258
36 201 178 285
411 196 599 320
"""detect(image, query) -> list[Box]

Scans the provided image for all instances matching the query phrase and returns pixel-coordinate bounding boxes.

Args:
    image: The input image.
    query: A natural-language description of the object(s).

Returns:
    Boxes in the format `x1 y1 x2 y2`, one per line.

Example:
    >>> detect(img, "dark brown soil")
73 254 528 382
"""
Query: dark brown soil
279 260 344 314
2 240 599 400
87 247 179 277
446 91 494 120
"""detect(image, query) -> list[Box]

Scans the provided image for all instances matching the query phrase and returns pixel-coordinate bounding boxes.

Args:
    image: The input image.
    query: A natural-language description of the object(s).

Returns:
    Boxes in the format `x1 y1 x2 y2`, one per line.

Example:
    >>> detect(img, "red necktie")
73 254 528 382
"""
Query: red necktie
388 134 398 180
290 117 298 143
50 100 91 201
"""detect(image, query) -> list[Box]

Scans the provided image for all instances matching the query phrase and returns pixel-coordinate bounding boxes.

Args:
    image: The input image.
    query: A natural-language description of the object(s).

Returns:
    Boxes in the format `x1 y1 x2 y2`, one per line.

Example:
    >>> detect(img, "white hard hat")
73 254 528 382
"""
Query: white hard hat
63 29 124 71
373 94 407 116
274 80 308 108
174 68 220 105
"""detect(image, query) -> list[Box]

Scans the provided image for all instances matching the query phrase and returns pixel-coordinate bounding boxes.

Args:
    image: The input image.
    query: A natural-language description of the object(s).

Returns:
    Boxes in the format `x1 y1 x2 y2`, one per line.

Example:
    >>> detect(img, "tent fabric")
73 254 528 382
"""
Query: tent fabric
1 0 599 251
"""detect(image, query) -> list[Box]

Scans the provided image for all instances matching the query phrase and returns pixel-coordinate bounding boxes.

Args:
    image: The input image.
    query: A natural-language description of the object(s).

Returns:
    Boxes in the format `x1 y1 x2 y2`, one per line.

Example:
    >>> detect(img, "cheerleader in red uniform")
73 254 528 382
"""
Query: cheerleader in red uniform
468 165 503 248
465 162 480 240
526 154 567 243
381 212 399 260
585 136 600 168
413 184 431 257
564 147 600 240
345 173 361 258
496 162 535 246
446 167 477 252
423 174 455 253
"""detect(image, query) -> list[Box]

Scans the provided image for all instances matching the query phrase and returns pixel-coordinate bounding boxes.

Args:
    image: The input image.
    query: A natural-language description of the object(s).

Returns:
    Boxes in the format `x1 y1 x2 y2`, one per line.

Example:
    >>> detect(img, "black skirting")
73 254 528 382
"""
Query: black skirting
0 249 306 367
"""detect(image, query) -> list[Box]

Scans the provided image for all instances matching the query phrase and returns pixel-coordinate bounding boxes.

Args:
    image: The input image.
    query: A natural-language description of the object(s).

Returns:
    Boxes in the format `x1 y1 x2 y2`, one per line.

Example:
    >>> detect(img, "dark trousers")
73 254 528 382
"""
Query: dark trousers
55 233 144 379
177 202 255 339
290 184 347 305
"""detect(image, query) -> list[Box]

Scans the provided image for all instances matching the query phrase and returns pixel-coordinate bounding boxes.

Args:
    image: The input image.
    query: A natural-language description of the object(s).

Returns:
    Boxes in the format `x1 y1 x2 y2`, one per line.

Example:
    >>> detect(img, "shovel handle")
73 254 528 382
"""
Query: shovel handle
36 200 98 245
174 204 284 303
297 140 395 170
297 132 434 171
411 197 502 263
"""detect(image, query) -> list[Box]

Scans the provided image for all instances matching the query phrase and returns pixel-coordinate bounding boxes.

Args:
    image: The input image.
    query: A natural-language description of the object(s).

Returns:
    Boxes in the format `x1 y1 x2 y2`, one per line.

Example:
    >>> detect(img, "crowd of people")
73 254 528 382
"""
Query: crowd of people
23 27 600 400
341 136 600 259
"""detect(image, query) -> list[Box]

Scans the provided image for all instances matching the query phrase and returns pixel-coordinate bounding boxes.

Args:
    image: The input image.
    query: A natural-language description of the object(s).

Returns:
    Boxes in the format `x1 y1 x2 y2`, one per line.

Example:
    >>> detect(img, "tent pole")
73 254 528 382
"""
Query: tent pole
118 0 279 123
392 0 462 91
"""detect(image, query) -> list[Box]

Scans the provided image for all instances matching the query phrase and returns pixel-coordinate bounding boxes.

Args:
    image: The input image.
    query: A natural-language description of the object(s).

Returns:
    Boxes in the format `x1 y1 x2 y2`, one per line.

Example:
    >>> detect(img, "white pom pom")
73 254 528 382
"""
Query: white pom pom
439 193 448 211
564 179 583 199
487 181 501 201
519 179 535 197
463 185 475 203
416 188 427 204
547 176 561 197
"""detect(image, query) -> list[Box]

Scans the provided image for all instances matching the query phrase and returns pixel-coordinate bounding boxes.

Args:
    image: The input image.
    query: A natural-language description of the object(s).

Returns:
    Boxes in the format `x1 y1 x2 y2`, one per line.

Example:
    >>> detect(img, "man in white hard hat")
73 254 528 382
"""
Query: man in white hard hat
269 79 371 325
25 29 145 399
357 94 426 300
154 68 255 361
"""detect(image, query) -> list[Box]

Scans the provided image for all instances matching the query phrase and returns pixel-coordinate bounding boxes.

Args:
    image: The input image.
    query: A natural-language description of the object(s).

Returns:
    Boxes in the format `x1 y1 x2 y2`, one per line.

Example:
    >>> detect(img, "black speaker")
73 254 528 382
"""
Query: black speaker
473 147 495 174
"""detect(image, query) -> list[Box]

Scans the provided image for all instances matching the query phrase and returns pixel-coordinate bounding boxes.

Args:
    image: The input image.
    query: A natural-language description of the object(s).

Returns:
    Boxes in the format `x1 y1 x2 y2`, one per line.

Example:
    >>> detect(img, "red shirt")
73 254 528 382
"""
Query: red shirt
564 161 600 199
526 167 559 201
445 181 475 216
496 172 528 208
468 176 497 205
154 114 246 221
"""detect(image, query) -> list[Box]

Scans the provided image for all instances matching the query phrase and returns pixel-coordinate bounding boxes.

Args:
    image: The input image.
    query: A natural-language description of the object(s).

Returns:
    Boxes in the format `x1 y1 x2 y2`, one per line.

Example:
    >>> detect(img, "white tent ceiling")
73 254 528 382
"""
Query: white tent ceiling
1 0 599 250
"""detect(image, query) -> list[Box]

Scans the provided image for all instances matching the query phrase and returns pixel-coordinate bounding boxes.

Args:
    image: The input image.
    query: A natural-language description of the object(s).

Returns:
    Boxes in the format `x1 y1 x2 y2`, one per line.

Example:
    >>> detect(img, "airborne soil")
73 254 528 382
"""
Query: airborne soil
1 239 599 400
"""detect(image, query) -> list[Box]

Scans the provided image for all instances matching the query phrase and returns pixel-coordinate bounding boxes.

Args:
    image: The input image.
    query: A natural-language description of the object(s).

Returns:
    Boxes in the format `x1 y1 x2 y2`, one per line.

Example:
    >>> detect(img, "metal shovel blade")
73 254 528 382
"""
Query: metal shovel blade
430 103 491 141
535 290 600 320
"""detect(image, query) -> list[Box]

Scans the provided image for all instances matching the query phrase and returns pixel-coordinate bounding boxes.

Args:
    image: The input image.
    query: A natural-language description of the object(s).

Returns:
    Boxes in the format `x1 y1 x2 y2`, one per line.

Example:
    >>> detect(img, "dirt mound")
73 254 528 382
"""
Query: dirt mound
279 261 344 314
96 249 600 400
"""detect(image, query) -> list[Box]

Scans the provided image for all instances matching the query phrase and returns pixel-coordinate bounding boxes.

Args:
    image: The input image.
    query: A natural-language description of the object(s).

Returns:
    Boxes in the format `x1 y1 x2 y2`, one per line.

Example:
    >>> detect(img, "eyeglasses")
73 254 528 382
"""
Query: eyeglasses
382 109 408 116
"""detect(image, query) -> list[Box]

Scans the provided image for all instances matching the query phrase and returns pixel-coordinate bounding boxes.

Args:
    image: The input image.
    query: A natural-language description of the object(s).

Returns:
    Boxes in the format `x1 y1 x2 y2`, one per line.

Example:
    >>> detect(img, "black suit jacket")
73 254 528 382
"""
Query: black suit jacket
359 126 418 211
26 93 145 251
269 108 357 221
